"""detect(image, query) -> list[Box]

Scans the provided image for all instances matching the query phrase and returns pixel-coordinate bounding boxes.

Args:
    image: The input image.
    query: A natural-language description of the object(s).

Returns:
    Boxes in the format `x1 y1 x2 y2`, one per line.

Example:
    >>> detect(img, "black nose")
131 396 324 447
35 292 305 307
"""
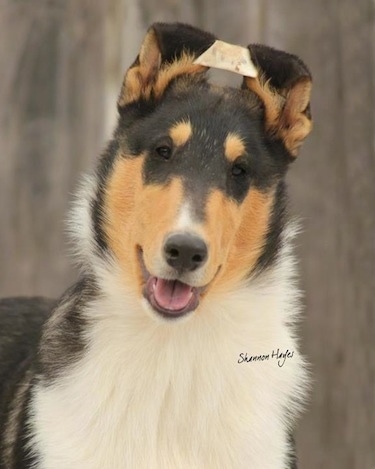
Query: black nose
164 233 208 272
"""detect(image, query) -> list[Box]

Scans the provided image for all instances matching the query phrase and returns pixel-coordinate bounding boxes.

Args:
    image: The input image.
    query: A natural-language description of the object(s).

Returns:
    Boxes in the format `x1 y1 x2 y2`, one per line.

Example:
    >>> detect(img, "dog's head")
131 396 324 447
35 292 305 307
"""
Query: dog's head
88 23 312 321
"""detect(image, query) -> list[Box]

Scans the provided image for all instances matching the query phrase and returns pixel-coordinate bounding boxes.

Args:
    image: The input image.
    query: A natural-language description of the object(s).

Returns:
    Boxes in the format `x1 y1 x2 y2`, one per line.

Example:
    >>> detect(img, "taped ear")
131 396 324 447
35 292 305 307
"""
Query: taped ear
243 44 312 157
118 23 216 107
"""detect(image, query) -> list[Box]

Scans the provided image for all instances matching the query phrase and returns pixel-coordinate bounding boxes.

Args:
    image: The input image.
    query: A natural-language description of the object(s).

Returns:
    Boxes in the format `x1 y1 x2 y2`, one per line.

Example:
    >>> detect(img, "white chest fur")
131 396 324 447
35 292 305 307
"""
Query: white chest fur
29 262 307 469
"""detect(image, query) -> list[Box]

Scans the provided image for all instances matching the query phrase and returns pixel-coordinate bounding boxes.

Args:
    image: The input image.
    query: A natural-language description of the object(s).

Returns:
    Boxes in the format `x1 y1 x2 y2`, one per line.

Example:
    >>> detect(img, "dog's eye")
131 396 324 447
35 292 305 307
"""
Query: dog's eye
231 163 247 177
155 145 172 160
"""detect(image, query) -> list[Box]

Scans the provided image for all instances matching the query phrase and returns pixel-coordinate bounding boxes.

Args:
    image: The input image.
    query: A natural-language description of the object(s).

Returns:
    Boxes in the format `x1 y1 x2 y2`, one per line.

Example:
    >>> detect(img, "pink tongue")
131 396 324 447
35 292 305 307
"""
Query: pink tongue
153 278 193 311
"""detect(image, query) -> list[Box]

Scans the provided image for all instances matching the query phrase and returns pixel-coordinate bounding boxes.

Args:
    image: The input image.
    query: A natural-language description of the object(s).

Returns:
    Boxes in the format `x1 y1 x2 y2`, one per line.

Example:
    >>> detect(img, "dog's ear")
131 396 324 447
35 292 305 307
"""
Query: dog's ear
118 23 216 108
243 45 312 157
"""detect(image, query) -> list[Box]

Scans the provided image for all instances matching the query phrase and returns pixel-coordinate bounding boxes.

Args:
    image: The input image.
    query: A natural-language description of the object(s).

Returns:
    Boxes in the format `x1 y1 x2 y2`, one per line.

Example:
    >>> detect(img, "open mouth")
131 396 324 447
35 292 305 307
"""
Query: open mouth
145 276 200 319
138 248 201 319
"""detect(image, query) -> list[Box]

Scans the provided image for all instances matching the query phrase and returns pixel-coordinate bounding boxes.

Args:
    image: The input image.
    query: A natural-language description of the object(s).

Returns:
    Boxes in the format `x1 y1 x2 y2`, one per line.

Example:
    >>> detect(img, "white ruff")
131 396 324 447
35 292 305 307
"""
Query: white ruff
29 233 308 469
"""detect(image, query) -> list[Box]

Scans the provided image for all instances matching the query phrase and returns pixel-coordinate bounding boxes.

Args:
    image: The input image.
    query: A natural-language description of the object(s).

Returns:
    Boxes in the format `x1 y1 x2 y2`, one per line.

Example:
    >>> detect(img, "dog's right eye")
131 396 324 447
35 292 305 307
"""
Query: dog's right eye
154 145 172 160
231 163 247 177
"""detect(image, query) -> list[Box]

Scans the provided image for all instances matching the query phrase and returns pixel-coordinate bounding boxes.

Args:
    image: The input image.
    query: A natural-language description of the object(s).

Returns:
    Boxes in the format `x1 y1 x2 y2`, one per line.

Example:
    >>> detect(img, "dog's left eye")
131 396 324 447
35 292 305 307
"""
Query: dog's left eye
155 145 172 160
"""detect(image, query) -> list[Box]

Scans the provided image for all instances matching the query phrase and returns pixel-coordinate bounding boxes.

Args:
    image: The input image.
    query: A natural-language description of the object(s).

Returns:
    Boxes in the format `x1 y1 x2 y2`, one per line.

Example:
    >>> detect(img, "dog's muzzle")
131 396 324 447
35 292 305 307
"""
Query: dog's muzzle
139 234 208 319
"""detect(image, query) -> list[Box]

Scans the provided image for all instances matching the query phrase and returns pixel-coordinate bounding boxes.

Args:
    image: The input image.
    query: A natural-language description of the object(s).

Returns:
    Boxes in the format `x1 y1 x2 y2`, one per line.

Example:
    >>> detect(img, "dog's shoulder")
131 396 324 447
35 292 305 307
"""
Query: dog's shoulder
0 297 56 348
0 297 56 389
0 297 56 462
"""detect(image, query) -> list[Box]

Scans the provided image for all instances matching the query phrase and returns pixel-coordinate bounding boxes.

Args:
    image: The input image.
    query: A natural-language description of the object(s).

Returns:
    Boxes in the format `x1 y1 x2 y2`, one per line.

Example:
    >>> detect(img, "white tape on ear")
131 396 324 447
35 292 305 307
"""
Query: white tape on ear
193 40 258 77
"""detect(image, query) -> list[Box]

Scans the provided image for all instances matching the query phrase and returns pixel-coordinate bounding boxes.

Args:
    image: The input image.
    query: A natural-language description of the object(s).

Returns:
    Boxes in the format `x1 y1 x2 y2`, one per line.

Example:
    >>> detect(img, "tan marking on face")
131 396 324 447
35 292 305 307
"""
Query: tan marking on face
170 120 192 147
104 156 274 301
198 190 240 285
135 179 184 278
104 155 184 294
202 187 275 294
224 133 246 162
104 156 144 292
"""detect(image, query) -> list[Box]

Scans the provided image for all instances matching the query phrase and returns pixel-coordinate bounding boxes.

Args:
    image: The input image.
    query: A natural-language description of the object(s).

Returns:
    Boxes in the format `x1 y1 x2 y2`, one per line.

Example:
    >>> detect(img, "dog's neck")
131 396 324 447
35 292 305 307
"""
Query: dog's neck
31 223 305 469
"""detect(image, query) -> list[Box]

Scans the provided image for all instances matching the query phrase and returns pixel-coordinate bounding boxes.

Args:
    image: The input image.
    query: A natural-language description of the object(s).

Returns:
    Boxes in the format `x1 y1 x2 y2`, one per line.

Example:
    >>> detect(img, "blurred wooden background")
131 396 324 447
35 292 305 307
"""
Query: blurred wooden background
0 0 374 467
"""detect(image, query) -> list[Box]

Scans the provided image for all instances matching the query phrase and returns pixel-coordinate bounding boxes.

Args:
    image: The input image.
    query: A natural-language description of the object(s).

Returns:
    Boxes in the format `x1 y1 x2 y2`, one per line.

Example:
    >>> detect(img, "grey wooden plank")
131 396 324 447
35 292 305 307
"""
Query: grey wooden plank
264 1 375 467
0 0 106 297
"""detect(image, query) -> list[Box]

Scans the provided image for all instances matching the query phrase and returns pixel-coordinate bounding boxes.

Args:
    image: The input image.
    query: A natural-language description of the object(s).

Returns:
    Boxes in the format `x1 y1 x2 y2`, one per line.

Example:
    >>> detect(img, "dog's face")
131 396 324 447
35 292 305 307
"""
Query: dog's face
93 23 312 321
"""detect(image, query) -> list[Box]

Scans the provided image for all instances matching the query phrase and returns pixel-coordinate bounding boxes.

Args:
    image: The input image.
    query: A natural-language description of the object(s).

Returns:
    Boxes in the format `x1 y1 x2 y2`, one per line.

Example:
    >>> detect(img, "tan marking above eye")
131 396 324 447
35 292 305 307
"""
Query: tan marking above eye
169 120 192 147
224 133 246 162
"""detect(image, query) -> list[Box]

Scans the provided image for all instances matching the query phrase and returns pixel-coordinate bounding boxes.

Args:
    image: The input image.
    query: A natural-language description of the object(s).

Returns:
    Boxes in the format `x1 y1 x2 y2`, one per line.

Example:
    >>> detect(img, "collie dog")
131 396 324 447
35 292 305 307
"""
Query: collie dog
0 23 312 469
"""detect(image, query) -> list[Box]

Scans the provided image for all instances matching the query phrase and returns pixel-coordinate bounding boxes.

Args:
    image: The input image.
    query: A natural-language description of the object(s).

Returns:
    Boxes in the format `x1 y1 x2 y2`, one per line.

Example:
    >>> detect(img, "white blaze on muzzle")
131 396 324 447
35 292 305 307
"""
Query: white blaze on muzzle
193 40 258 78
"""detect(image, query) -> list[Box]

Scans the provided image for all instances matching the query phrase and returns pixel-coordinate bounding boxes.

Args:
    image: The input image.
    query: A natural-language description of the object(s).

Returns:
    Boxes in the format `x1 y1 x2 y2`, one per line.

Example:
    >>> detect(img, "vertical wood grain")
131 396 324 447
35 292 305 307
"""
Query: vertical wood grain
262 1 375 467
0 0 106 297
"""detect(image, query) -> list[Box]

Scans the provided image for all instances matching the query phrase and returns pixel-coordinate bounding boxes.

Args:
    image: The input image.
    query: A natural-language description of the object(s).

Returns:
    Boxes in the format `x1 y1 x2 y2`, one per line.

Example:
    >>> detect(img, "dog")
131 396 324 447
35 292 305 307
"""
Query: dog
0 22 312 469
